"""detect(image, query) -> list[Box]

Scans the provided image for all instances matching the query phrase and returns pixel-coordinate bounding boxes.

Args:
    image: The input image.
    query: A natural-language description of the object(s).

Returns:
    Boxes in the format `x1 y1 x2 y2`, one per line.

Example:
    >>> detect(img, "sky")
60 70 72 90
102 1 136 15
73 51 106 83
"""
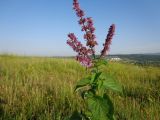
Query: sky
0 0 160 56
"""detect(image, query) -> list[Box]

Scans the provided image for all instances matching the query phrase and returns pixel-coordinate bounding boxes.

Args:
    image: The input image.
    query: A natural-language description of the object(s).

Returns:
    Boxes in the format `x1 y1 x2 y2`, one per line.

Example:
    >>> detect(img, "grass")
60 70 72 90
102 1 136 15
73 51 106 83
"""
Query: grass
0 55 160 120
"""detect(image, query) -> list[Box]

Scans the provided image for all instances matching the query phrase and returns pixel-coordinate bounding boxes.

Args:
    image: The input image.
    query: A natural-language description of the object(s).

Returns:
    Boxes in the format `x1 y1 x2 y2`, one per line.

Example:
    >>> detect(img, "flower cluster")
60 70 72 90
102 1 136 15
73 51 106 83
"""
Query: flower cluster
100 24 115 57
67 33 92 67
73 0 84 17
67 0 115 67
73 0 97 48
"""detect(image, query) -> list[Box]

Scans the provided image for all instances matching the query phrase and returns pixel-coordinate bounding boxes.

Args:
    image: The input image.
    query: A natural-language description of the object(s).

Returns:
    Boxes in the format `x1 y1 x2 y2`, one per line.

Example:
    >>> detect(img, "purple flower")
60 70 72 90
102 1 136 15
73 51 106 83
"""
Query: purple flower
78 18 86 25
76 10 84 17
100 24 115 57
67 0 116 68
76 55 92 68
73 0 98 49
73 0 85 17
67 33 92 67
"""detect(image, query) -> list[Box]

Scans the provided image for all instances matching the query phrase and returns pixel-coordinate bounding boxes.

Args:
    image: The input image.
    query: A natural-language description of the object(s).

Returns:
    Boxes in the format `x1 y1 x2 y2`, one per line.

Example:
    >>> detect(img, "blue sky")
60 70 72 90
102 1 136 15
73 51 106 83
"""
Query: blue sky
0 0 160 56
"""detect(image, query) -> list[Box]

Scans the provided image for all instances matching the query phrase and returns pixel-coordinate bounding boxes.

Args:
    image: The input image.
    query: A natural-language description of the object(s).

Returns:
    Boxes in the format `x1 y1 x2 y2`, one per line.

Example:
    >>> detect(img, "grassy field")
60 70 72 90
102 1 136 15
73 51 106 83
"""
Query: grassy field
0 55 160 120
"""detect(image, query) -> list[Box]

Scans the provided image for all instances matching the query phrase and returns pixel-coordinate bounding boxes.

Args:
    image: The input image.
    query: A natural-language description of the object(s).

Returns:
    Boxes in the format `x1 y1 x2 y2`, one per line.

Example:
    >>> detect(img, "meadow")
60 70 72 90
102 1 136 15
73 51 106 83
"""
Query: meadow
0 55 160 120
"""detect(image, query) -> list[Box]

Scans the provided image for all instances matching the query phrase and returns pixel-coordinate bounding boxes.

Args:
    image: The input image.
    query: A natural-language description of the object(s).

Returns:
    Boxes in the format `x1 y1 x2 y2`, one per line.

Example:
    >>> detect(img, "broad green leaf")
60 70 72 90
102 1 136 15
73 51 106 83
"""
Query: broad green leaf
90 72 102 84
103 94 114 120
98 80 103 90
94 72 102 81
90 73 96 84
75 77 91 92
87 94 114 120
100 73 122 93
97 80 104 96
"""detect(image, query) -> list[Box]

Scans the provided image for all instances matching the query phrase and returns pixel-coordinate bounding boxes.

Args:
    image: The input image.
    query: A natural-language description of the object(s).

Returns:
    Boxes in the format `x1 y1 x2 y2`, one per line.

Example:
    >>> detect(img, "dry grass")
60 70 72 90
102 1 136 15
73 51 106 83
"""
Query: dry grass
0 55 160 120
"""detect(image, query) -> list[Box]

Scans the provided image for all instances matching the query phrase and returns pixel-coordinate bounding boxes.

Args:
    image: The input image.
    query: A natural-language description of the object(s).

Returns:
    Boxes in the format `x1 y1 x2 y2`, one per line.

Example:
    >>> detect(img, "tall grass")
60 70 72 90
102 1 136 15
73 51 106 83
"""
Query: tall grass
0 55 159 120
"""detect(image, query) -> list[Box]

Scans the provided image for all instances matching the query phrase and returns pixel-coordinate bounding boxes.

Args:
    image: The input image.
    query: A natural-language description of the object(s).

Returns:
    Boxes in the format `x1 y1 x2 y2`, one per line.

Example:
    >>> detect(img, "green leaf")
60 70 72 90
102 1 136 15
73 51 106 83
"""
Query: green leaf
95 72 102 81
100 73 122 93
97 80 104 96
87 94 114 120
75 77 91 92
103 94 114 120
90 74 96 84
90 72 102 84
98 80 103 90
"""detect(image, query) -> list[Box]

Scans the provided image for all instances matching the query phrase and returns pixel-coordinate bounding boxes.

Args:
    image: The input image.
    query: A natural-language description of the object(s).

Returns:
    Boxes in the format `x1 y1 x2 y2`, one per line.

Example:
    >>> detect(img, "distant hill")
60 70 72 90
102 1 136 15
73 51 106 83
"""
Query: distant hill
107 53 160 66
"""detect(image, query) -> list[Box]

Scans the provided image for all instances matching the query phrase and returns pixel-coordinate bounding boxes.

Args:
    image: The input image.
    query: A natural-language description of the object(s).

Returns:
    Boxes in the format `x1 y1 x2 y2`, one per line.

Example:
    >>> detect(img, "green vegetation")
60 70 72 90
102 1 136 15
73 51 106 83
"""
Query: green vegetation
0 55 160 120
108 54 160 67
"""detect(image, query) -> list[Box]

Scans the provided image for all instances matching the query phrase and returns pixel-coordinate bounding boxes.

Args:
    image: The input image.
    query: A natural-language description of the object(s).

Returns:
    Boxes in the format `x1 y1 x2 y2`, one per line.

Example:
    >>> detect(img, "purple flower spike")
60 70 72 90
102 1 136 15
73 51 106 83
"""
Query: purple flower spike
100 24 115 57
67 33 92 67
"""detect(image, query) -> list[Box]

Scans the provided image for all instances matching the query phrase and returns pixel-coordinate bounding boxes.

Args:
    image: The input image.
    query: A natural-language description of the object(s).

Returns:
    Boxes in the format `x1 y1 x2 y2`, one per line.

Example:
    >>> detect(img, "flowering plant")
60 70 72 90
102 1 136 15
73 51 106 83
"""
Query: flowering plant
67 0 122 119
